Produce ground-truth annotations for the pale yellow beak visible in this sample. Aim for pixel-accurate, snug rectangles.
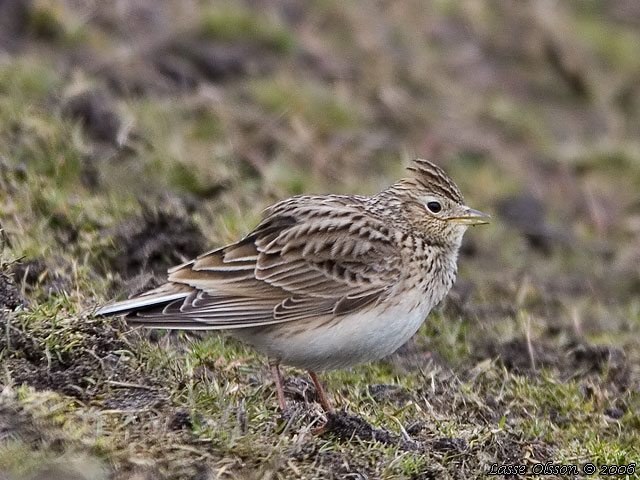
[447,207,491,225]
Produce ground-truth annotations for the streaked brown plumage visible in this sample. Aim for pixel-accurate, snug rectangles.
[96,159,489,411]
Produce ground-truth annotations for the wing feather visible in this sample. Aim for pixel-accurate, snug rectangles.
[106,195,402,328]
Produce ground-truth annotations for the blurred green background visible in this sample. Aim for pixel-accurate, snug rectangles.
[1,1,639,479]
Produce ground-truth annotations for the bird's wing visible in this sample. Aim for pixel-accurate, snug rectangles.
[122,195,402,328]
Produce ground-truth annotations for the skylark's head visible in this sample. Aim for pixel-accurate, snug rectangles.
[391,159,490,244]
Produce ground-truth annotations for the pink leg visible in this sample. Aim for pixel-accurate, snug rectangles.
[309,371,333,412]
[270,363,287,411]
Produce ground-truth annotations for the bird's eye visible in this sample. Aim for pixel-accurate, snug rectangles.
[427,201,442,213]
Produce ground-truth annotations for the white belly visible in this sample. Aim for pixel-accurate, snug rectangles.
[232,291,431,371]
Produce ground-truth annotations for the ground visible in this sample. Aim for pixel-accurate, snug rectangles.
[1,0,640,479]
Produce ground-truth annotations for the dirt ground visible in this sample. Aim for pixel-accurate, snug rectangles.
[1,0,640,478]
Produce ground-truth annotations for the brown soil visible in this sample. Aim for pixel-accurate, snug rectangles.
[473,337,631,387]
[101,209,208,281]
[63,90,122,145]
[1,314,166,405]
[0,268,21,310]
[324,410,420,451]
[496,193,571,254]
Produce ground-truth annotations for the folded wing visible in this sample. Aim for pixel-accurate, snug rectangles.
[96,195,402,329]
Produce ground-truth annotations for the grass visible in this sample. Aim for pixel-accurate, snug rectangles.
[199,6,296,54]
[2,303,639,478]
[2,1,640,479]
[250,77,361,137]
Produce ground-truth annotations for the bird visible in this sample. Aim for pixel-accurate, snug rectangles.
[95,159,489,412]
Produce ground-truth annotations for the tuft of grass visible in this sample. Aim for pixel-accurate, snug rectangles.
[575,16,640,72]
[26,0,88,46]
[0,60,60,101]
[190,109,223,140]
[250,78,360,137]
[0,61,94,193]
[483,95,551,148]
[200,7,296,53]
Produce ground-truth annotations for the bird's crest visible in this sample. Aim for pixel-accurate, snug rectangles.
[407,159,464,204]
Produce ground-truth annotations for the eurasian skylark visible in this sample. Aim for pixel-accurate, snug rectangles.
[96,159,489,411]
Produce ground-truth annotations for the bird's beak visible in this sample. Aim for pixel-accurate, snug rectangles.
[447,207,491,225]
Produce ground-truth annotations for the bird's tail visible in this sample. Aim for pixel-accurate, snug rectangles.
[94,283,191,317]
